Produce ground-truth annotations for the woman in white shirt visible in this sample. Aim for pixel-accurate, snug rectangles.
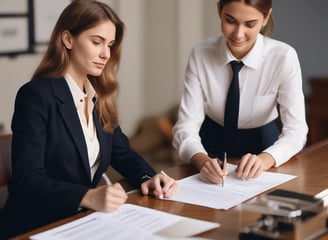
[173,0,308,183]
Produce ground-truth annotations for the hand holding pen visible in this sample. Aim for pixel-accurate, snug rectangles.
[80,173,127,212]
[141,171,178,199]
[195,152,228,184]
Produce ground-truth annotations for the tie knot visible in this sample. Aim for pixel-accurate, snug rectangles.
[230,61,244,73]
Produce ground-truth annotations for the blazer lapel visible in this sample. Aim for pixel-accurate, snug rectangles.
[92,108,111,185]
[51,78,91,179]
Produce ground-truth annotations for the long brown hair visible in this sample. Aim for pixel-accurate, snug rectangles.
[218,0,274,36]
[32,0,125,132]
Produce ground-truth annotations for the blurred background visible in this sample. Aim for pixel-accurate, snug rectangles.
[1,0,328,175]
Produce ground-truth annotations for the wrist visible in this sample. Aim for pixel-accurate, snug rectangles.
[191,153,210,170]
[80,188,94,209]
[259,152,276,170]
[140,174,152,181]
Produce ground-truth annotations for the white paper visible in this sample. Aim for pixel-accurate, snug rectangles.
[30,204,219,240]
[33,0,71,43]
[165,164,296,210]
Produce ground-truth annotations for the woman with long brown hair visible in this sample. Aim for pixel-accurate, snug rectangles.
[0,1,177,238]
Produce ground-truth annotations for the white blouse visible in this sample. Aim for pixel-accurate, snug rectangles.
[65,74,100,180]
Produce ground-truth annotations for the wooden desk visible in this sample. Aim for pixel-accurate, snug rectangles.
[11,139,328,239]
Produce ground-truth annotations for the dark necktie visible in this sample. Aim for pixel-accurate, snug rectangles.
[224,61,244,152]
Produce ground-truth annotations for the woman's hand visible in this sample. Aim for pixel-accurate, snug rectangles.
[235,152,275,179]
[141,173,178,199]
[80,183,127,212]
[191,153,228,184]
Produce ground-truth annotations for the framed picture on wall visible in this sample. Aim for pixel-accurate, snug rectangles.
[0,0,28,14]
[0,0,31,56]
[32,0,71,45]
[0,17,30,55]
[0,0,74,56]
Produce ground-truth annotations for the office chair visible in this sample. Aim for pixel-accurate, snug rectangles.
[0,134,12,208]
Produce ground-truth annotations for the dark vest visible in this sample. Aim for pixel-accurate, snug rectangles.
[199,115,279,159]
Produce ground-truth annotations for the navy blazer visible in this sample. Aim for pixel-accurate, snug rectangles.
[0,77,156,238]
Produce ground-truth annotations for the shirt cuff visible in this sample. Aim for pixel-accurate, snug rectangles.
[138,173,154,186]
[263,143,292,167]
[179,141,207,162]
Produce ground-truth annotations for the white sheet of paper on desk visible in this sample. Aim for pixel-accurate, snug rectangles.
[29,203,219,240]
[165,163,296,210]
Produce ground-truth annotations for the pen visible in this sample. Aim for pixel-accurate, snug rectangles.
[160,170,169,177]
[102,173,111,185]
[218,152,227,187]
[159,170,171,199]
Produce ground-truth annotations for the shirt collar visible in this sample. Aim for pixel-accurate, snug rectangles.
[242,34,265,70]
[64,74,97,106]
[220,34,265,70]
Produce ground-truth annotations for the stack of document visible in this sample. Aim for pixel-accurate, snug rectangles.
[30,204,219,240]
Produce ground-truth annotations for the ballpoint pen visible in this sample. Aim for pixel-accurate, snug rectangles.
[102,173,111,185]
[218,152,227,187]
[160,170,169,177]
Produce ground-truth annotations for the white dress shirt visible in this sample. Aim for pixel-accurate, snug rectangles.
[173,34,308,166]
[65,74,100,180]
